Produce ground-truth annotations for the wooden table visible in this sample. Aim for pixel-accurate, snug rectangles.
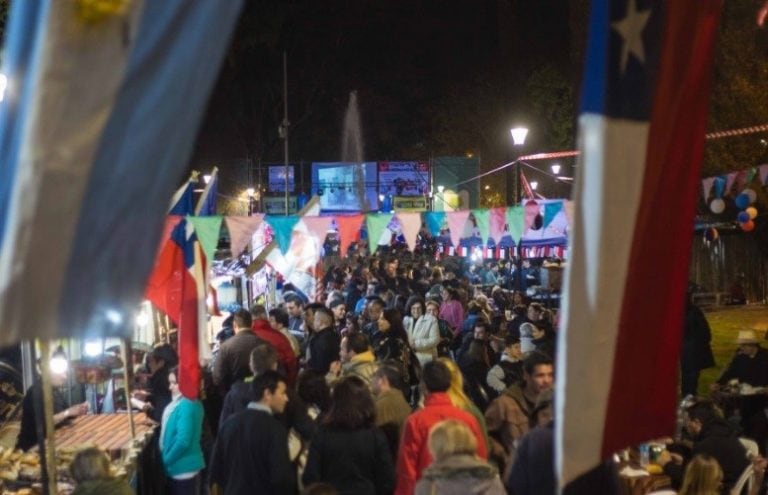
[53,413,156,459]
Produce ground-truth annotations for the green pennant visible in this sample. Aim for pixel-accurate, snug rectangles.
[746,167,757,185]
[506,206,525,242]
[366,213,394,254]
[543,202,563,230]
[472,209,490,245]
[266,215,301,254]
[188,215,222,262]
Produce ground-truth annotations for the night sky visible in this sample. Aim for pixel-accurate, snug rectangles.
[189,0,576,199]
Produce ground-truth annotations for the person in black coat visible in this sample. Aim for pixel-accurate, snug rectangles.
[680,298,715,397]
[209,371,296,495]
[661,400,749,493]
[306,307,341,374]
[303,376,395,495]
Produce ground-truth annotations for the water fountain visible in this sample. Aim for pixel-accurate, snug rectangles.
[340,91,370,210]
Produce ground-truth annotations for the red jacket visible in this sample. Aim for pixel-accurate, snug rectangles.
[395,392,488,495]
[252,319,298,385]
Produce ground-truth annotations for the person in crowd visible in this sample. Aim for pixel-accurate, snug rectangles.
[303,376,395,495]
[345,277,366,314]
[70,447,133,495]
[659,399,749,492]
[459,302,484,338]
[213,309,264,393]
[680,295,716,397]
[372,308,411,365]
[306,306,341,374]
[457,320,496,409]
[251,304,298,386]
[439,358,490,455]
[18,349,89,451]
[395,360,488,495]
[372,362,412,460]
[285,294,306,335]
[326,333,377,387]
[483,263,500,286]
[485,351,554,478]
[677,454,723,495]
[132,344,178,423]
[303,483,339,495]
[220,343,278,426]
[486,335,524,395]
[425,299,455,358]
[209,371,295,494]
[328,299,347,334]
[363,297,385,338]
[439,287,465,336]
[518,322,537,355]
[298,369,332,422]
[712,329,768,450]
[415,420,505,495]
[505,304,528,340]
[530,322,556,359]
[403,296,440,367]
[269,307,301,357]
[161,367,205,494]
[506,391,620,495]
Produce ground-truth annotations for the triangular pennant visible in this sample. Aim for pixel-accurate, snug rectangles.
[366,213,394,254]
[563,200,574,228]
[446,211,470,247]
[746,167,757,185]
[725,172,737,195]
[543,202,563,230]
[265,216,301,255]
[713,176,726,198]
[301,216,334,250]
[335,214,364,258]
[759,165,768,185]
[396,212,423,252]
[225,215,264,257]
[735,170,748,191]
[188,215,222,262]
[505,206,525,243]
[472,209,490,245]
[489,207,507,245]
[701,177,715,201]
[424,211,446,237]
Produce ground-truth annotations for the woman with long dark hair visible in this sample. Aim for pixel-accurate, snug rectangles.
[303,376,395,495]
[373,308,410,363]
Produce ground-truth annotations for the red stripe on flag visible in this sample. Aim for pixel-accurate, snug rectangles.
[178,268,200,399]
[601,1,722,458]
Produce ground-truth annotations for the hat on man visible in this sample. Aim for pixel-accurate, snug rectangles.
[736,329,759,345]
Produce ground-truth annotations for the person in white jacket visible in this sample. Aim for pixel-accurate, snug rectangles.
[403,295,440,367]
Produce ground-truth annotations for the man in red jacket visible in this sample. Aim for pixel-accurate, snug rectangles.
[395,360,488,495]
[250,304,297,386]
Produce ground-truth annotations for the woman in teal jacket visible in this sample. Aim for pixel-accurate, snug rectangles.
[161,367,205,495]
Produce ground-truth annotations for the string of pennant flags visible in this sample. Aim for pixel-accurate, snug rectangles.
[175,201,573,263]
[701,164,768,203]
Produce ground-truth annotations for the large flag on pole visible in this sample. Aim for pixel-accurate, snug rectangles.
[0,1,243,346]
[556,0,722,486]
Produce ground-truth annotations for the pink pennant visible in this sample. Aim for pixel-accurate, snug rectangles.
[701,177,715,201]
[301,216,334,250]
[760,164,768,185]
[335,214,364,258]
[489,207,507,244]
[225,215,264,257]
[155,215,183,256]
[734,170,748,191]
[446,211,470,247]
[396,212,423,252]
[563,200,574,226]
[725,172,737,195]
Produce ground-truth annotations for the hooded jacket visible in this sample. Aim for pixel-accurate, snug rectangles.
[415,454,505,495]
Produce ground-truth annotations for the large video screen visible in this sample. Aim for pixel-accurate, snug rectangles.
[312,162,379,212]
[378,162,429,196]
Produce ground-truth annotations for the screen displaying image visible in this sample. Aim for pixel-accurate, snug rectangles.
[312,162,378,211]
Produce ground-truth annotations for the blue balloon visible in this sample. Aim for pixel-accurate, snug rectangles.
[738,211,751,223]
[735,193,750,209]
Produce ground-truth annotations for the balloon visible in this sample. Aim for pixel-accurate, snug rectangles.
[744,188,757,204]
[738,211,751,223]
[735,193,751,210]
[742,220,755,232]
[710,198,726,214]
[747,206,758,219]
[704,227,719,242]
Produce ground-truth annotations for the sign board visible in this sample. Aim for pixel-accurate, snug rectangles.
[263,195,298,215]
[268,165,295,193]
[378,161,429,196]
[393,196,427,212]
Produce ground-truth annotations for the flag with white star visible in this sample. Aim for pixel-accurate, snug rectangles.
[556,0,723,486]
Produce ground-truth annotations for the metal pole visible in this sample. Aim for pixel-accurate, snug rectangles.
[120,339,136,439]
[37,340,57,495]
[283,51,290,216]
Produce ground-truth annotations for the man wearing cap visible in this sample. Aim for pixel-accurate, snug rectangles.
[713,329,768,452]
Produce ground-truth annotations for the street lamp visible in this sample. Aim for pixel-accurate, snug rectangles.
[551,163,561,175]
[246,187,255,215]
[437,185,445,193]
[509,127,529,205]
[510,127,529,146]
[530,181,538,191]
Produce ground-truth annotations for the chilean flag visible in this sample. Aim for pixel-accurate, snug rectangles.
[556,0,722,485]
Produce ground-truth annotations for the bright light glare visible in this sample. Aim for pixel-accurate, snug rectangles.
[84,341,103,357]
[510,127,529,146]
[136,311,149,326]
[203,174,212,184]
[0,74,8,102]
[246,187,255,197]
[531,181,539,190]
[106,309,123,325]
[437,185,445,193]
[551,163,561,175]
[50,356,68,374]
[378,194,385,202]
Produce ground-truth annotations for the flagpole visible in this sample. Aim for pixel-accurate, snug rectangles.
[37,340,57,495]
[282,50,290,216]
[120,339,136,439]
